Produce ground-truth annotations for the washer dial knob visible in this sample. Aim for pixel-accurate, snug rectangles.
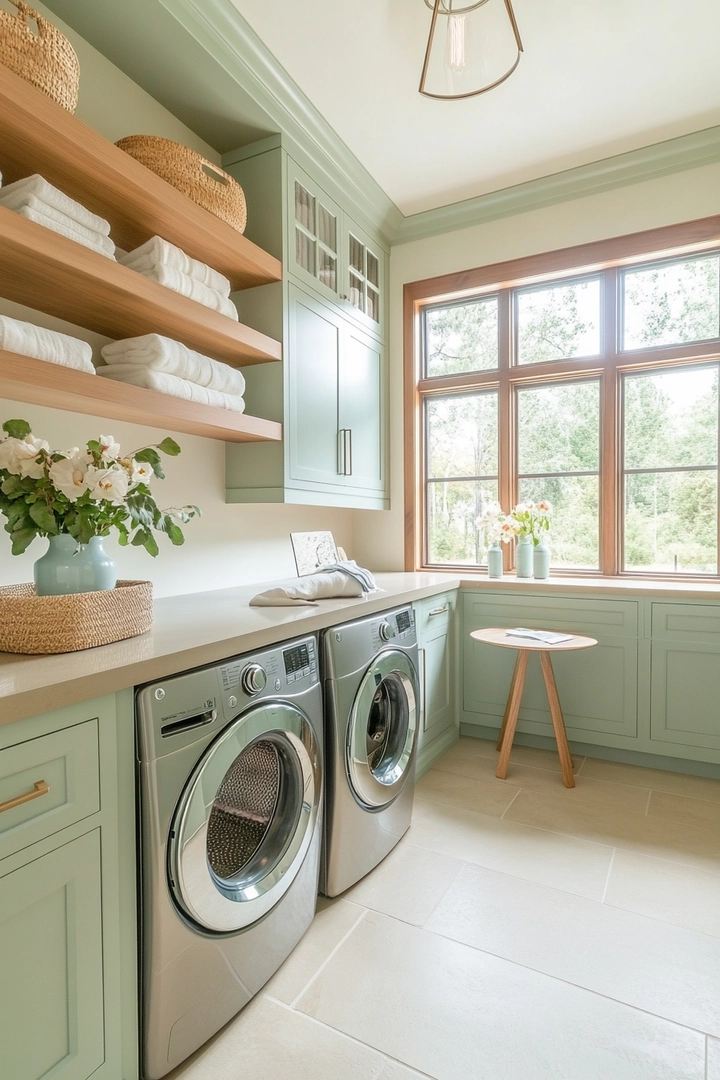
[241,663,267,695]
[379,621,395,641]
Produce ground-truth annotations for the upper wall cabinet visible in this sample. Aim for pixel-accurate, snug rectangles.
[224,137,390,509]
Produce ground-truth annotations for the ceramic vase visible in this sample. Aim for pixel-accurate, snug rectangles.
[487,543,503,579]
[533,539,551,580]
[516,534,533,578]
[34,534,117,596]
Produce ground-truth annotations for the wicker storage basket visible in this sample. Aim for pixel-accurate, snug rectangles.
[116,135,247,233]
[0,0,79,112]
[0,580,153,654]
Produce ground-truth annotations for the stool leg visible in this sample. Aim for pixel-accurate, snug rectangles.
[496,650,526,750]
[539,651,575,789]
[496,650,529,780]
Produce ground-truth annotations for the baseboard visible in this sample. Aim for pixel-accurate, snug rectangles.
[416,725,460,780]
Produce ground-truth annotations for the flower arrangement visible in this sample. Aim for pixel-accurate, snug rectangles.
[0,418,200,556]
[510,500,553,545]
[477,502,518,547]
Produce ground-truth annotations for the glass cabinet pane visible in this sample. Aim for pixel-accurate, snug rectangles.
[366,251,379,288]
[349,234,364,274]
[349,271,364,312]
[295,182,315,233]
[296,229,315,275]
[366,286,379,323]
[318,248,337,291]
[317,204,337,253]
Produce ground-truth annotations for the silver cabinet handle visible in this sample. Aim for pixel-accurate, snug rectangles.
[419,647,427,732]
[346,429,353,476]
[428,606,449,617]
[337,428,346,475]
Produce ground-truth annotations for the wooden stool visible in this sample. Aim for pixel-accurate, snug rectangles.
[470,628,598,788]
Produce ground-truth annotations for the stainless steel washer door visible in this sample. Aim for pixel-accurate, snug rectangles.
[346,650,418,809]
[168,701,320,934]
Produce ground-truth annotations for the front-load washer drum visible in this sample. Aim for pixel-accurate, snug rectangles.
[168,701,320,934]
[347,649,418,809]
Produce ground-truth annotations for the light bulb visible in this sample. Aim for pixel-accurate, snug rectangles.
[445,12,466,71]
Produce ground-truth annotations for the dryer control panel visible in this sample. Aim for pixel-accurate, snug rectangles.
[324,606,417,680]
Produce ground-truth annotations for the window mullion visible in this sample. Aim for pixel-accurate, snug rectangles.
[497,290,514,571]
[601,268,620,575]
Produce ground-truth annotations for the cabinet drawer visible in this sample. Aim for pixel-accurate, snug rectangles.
[415,591,456,635]
[0,720,100,861]
[651,603,720,642]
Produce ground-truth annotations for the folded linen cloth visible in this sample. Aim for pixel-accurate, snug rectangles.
[137,265,238,319]
[97,364,245,412]
[119,237,231,296]
[100,334,245,396]
[16,205,116,259]
[0,192,115,254]
[0,314,94,373]
[321,560,378,593]
[250,572,366,607]
[0,174,111,235]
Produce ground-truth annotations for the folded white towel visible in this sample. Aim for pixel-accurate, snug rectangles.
[0,315,94,373]
[97,364,245,412]
[138,265,237,319]
[119,237,231,296]
[0,191,115,254]
[0,174,111,235]
[250,572,365,607]
[100,334,245,396]
[17,205,116,259]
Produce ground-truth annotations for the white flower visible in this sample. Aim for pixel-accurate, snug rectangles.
[85,464,130,503]
[49,451,90,501]
[15,435,50,479]
[129,459,153,485]
[98,434,121,462]
[0,436,22,474]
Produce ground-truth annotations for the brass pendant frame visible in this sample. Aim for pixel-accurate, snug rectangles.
[419,0,523,101]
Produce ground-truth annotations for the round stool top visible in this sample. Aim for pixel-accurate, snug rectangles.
[470,627,597,651]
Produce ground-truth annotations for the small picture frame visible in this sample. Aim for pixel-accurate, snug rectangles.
[290,531,339,576]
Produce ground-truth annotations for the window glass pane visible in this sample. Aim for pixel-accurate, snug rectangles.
[624,471,717,574]
[518,475,599,569]
[624,367,718,471]
[427,480,499,565]
[427,392,498,479]
[517,278,601,364]
[425,298,498,377]
[623,255,720,350]
[517,381,600,474]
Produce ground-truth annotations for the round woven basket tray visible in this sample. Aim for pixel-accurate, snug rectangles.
[115,135,247,233]
[0,580,153,654]
[0,0,80,112]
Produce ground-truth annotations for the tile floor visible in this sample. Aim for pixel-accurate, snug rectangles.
[169,736,720,1080]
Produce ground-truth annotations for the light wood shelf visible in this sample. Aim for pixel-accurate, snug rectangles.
[0,65,281,291]
[0,208,281,366]
[0,351,282,444]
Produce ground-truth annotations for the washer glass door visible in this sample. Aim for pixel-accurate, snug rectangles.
[346,649,418,809]
[168,701,320,933]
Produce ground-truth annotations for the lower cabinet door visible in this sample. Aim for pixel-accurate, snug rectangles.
[0,830,104,1080]
[420,626,454,748]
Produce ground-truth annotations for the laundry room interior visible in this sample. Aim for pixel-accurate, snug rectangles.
[1,2,720,1079]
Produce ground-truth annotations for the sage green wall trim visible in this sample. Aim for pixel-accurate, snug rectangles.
[395,125,720,244]
[459,723,720,781]
[416,725,459,781]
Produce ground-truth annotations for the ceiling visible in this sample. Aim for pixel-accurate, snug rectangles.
[228,0,720,217]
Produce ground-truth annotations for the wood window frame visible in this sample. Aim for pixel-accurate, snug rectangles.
[404,215,720,577]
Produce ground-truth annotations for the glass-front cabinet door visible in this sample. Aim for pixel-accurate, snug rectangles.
[342,217,384,334]
[288,162,341,306]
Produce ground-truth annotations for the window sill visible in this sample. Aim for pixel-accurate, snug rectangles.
[430,570,720,600]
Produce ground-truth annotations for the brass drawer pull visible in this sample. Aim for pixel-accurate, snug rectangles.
[0,779,50,814]
[428,606,449,617]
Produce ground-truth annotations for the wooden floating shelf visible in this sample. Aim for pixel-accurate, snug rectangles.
[0,351,283,444]
[0,65,282,291]
[0,209,281,366]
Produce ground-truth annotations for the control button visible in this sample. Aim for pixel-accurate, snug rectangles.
[335,632,342,642]
[228,695,237,709]
[241,663,267,695]
[303,666,310,676]
[154,687,165,701]
[379,621,395,641]
[274,678,281,691]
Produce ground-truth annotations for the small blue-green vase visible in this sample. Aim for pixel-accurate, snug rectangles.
[533,539,551,580]
[34,534,117,596]
[487,543,503,579]
[516,534,533,578]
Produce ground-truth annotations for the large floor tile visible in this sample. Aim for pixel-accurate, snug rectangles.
[708,1037,720,1079]
[297,911,705,1080]
[264,898,366,1004]
[408,799,613,900]
[415,767,521,817]
[648,790,720,830]
[604,849,720,937]
[579,757,720,802]
[344,841,463,926]
[444,735,583,774]
[505,790,720,873]
[424,862,720,1036]
[167,994,387,1080]
[378,1060,437,1080]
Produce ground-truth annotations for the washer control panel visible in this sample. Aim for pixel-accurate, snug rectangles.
[370,606,415,651]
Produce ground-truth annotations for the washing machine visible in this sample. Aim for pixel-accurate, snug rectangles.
[136,634,323,1079]
[321,605,419,897]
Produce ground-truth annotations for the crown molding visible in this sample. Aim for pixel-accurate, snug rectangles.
[395,126,720,245]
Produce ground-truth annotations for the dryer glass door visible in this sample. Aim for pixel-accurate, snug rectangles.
[347,649,418,809]
[168,701,320,933]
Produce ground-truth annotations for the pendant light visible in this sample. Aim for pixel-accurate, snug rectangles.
[419,0,523,100]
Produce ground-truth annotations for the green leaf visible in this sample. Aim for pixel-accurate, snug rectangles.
[10,526,37,555]
[134,447,165,479]
[164,518,185,546]
[143,533,159,557]
[130,527,150,548]
[157,437,181,456]
[29,502,58,534]
[2,419,31,439]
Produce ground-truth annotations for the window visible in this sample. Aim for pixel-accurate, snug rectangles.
[404,217,720,578]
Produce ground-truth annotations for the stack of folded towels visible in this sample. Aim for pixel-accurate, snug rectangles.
[0,314,95,373]
[250,561,380,606]
[118,237,238,320]
[0,174,115,259]
[98,333,245,412]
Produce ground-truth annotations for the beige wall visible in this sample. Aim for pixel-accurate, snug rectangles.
[351,161,720,572]
[0,5,354,597]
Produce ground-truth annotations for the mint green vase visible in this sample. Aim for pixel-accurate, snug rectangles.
[34,534,117,596]
[487,543,503,579]
[516,534,533,578]
[533,539,551,580]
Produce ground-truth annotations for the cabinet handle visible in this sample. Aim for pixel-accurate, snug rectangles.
[337,428,347,475]
[419,647,427,731]
[0,779,50,814]
[428,606,449,617]
[346,429,353,476]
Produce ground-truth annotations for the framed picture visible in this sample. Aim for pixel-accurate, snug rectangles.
[290,531,339,576]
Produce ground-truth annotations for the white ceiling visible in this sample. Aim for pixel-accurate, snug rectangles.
[228,0,720,217]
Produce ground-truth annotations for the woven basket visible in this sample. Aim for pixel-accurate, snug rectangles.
[0,580,153,654]
[116,135,247,233]
[0,0,79,112]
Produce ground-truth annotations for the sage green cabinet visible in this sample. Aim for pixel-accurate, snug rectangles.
[650,603,720,753]
[415,591,459,773]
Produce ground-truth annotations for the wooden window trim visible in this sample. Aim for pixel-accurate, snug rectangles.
[404,215,720,576]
